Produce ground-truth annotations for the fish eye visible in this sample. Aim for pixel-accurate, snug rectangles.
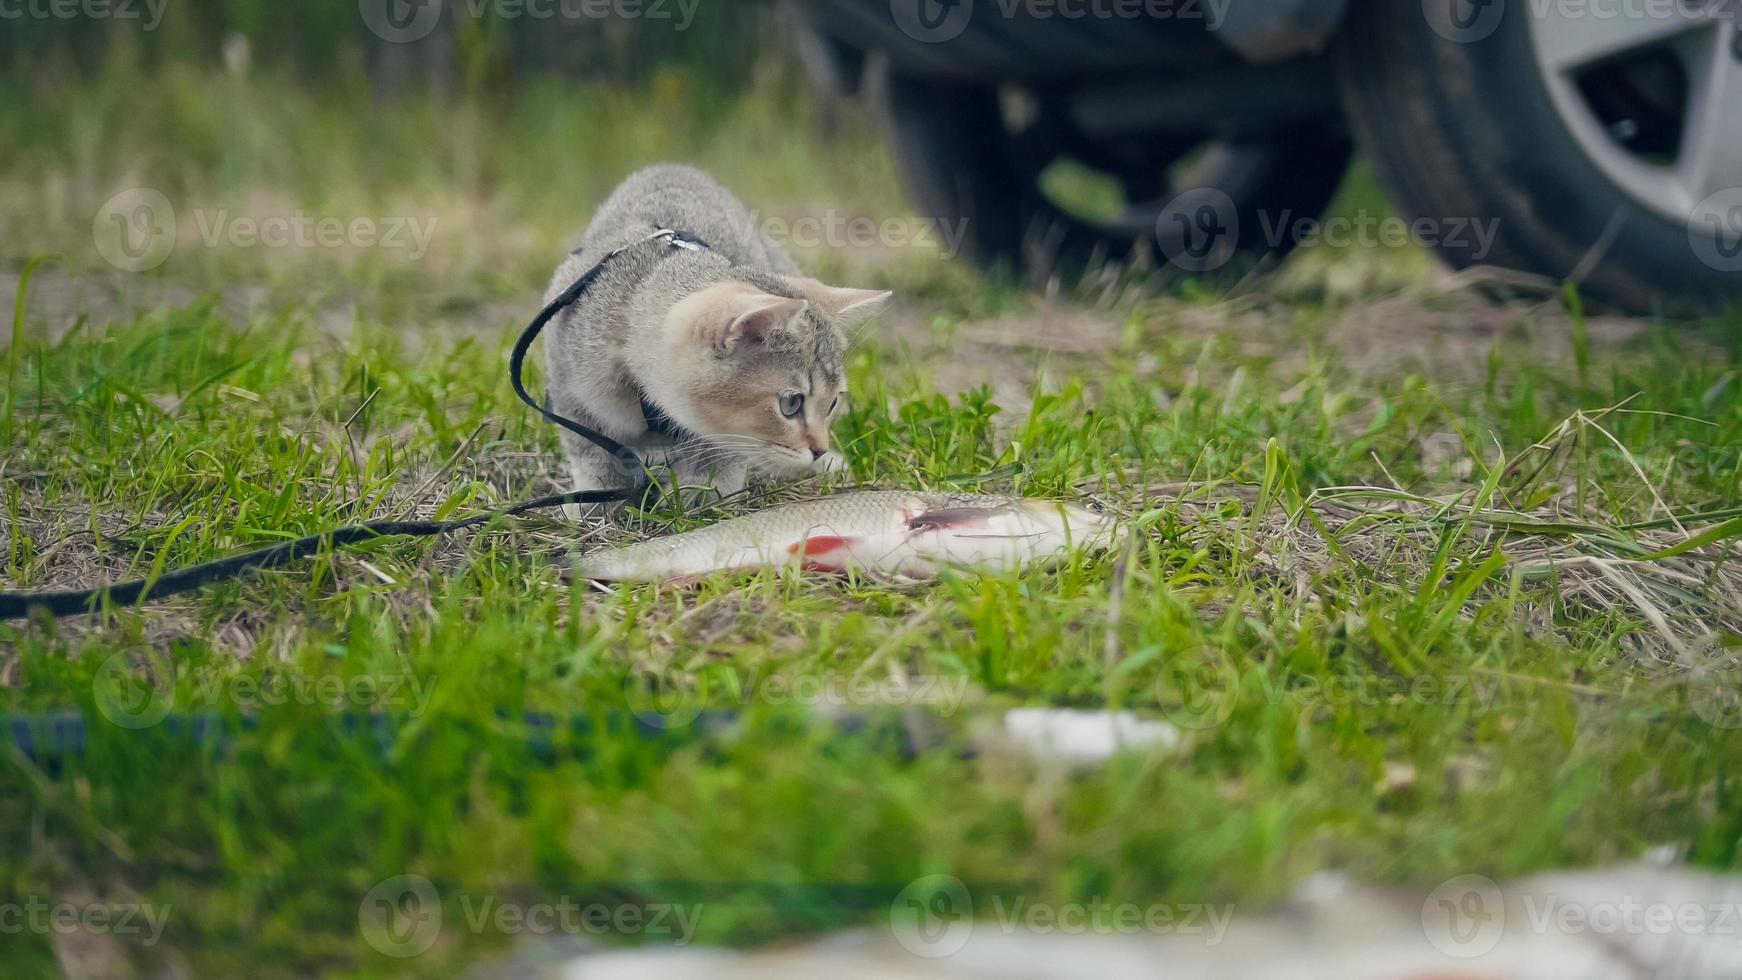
[779,392,805,418]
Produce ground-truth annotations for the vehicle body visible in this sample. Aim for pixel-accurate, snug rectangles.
[789,0,1742,314]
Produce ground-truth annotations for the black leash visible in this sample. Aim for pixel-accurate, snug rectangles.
[0,229,709,620]
[508,228,707,466]
[2,708,925,765]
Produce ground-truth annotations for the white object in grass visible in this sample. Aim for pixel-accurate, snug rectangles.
[1001,708,1180,765]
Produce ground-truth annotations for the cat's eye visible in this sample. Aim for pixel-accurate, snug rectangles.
[828,394,841,415]
[779,392,805,418]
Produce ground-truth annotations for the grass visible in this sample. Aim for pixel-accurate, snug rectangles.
[2,57,1742,978]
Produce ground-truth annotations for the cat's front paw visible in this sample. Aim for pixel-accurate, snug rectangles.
[561,499,621,522]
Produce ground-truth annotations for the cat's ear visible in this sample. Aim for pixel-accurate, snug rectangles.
[725,295,808,350]
[786,279,894,330]
[672,282,808,352]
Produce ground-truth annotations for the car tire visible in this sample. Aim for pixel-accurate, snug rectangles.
[1333,0,1742,315]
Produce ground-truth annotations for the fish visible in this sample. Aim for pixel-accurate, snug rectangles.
[573,491,1118,583]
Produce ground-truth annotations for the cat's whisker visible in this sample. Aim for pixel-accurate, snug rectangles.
[846,316,880,347]
[684,452,742,473]
[682,441,771,472]
[685,437,775,464]
[699,442,754,455]
[686,435,760,452]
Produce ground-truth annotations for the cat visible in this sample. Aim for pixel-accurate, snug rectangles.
[542,164,891,510]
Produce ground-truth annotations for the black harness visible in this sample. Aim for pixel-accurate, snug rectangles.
[638,393,685,439]
[0,229,710,619]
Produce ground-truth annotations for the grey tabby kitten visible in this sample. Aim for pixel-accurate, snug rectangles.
[543,164,891,507]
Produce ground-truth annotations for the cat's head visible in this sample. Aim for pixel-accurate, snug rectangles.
[657,273,891,478]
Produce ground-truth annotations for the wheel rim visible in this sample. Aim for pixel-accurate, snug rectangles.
[1527,3,1742,224]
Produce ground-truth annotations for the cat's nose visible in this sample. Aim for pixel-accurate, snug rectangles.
[809,447,828,461]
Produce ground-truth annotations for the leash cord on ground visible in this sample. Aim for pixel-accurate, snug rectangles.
[0,229,709,620]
